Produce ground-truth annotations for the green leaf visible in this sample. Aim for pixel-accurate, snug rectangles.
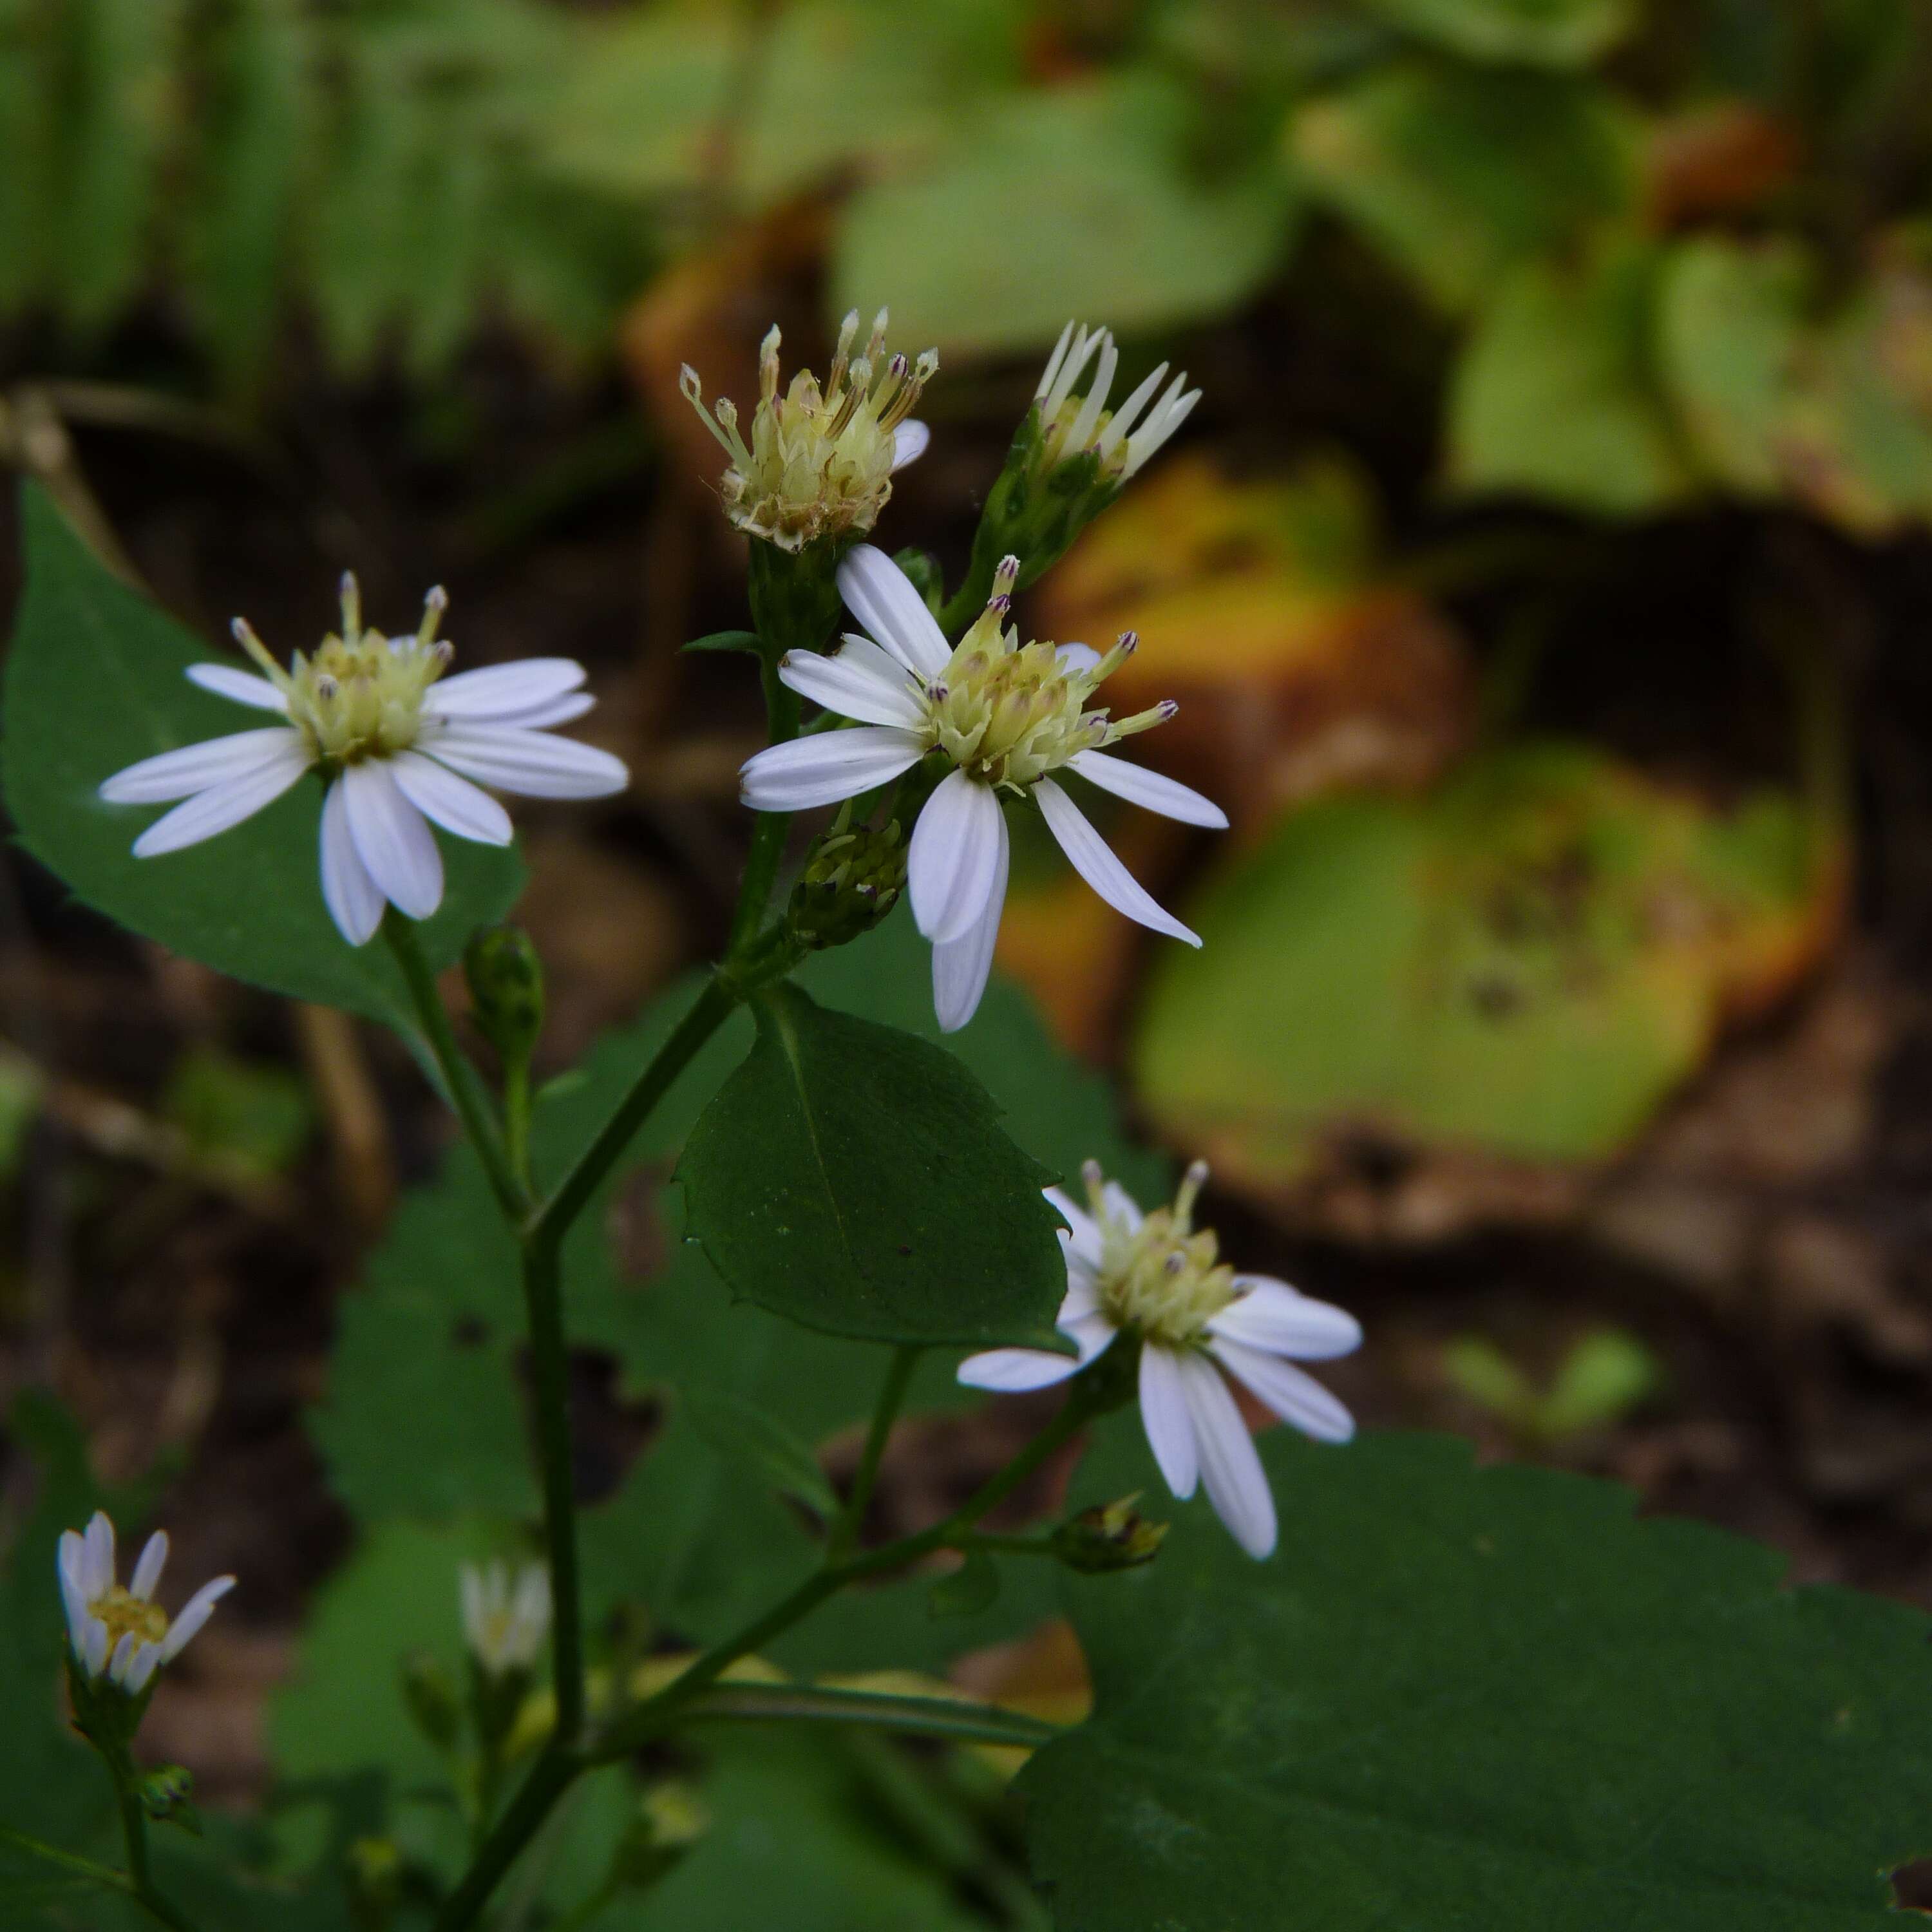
[1448,238,1695,516]
[832,69,1295,355]
[1133,743,1823,1176]
[1023,1426,1932,1927]
[678,981,1068,1350]
[1291,64,1637,315]
[1356,0,1635,67]
[681,630,766,657]
[926,1549,1000,1621]
[684,1388,840,1520]
[1,485,524,1032]
[162,1045,313,1182]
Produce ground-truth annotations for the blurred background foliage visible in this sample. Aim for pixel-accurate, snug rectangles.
[5,0,1932,1906]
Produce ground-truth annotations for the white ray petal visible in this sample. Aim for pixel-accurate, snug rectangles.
[1043,1186,1103,1269]
[422,659,587,721]
[130,739,312,855]
[1035,320,1076,402]
[1043,324,1104,420]
[1065,336,1117,453]
[318,780,386,946]
[1179,1352,1277,1558]
[486,691,595,732]
[1095,361,1169,460]
[185,663,289,712]
[108,1632,138,1686]
[778,641,925,728]
[956,1345,1085,1393]
[909,770,1006,943]
[156,1575,234,1663]
[837,545,950,679]
[82,1513,115,1601]
[1138,1345,1198,1500]
[57,1538,89,1650]
[931,808,1009,1032]
[1035,778,1200,945]
[890,420,930,471]
[391,749,514,846]
[1055,643,1101,677]
[1057,1269,1101,1324]
[130,1531,169,1601]
[123,1643,162,1695]
[341,759,444,920]
[1125,381,1199,477]
[739,726,923,811]
[102,726,307,804]
[1209,1338,1356,1444]
[1102,1180,1144,1233]
[82,1617,108,1678]
[1068,748,1227,829]
[424,726,629,800]
[1208,1280,1362,1361]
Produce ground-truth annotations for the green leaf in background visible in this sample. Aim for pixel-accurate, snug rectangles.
[678,983,1068,1350]
[1291,64,1637,314]
[683,1388,842,1520]
[1,485,526,1033]
[1443,1326,1662,1443]
[1022,1425,1932,1928]
[1448,236,1694,515]
[833,70,1295,355]
[1356,0,1636,68]
[162,1045,313,1182]
[1133,743,1824,1184]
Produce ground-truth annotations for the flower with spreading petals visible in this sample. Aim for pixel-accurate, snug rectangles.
[460,1561,551,1677]
[959,1161,1360,1559]
[679,309,936,552]
[739,545,1226,1031]
[58,1511,233,1696]
[1031,321,1199,486]
[97,575,628,946]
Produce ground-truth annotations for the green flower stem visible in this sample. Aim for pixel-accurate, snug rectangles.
[106,1755,200,1932]
[502,1056,533,1195]
[520,1239,587,1742]
[829,1344,922,1560]
[960,1530,1061,1558]
[726,654,800,958]
[384,913,526,1221]
[666,1681,1061,1752]
[431,1742,582,1932]
[0,1823,138,1898]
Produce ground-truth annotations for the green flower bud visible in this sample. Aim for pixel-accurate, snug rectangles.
[787,817,908,951]
[139,1763,201,1834]
[463,925,544,1066]
[400,1649,462,1752]
[1050,1493,1169,1574]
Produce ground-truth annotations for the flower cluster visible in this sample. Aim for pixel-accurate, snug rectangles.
[961,1162,1360,1558]
[58,1512,232,1696]
[99,575,627,946]
[741,545,1226,1028]
[680,309,935,553]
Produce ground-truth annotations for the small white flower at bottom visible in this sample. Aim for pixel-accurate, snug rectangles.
[460,1560,551,1677]
[97,575,629,947]
[57,1511,234,1695]
[739,545,1227,1032]
[958,1161,1360,1560]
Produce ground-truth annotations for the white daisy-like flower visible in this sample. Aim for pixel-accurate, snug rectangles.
[97,575,628,947]
[460,1560,551,1677]
[1032,321,1199,484]
[739,547,1227,1032]
[679,308,934,552]
[959,1161,1361,1560]
[57,1511,234,1696]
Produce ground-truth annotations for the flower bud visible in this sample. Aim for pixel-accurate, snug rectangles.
[787,818,909,951]
[463,925,544,1068]
[608,1781,708,1894]
[139,1763,201,1834]
[1051,1493,1169,1574]
[400,1649,462,1751]
[345,1836,404,1932]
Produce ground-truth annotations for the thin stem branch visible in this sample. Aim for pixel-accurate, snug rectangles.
[520,1240,585,1746]
[674,1682,1061,1752]
[829,1345,921,1560]
[430,1745,581,1932]
[0,1822,135,1895]
[726,655,800,957]
[108,1759,200,1932]
[384,914,525,1221]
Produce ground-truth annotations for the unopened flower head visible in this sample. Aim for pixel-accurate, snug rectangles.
[1032,321,1199,486]
[739,546,1227,1032]
[460,1560,551,1678]
[58,1511,233,1696]
[959,1162,1361,1560]
[98,575,627,947]
[679,309,936,552]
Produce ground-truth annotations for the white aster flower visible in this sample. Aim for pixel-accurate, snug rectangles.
[98,575,628,947]
[460,1560,551,1677]
[57,1511,233,1696]
[1032,321,1199,483]
[959,1161,1361,1560]
[739,547,1227,1032]
[679,308,934,552]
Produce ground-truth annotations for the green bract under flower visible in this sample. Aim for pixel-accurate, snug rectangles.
[680,309,936,552]
[1089,1159,1236,1350]
[236,575,450,768]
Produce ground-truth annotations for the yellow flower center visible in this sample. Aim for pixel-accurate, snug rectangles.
[88,1585,169,1650]
[681,310,937,553]
[236,577,451,767]
[1090,1162,1235,1350]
